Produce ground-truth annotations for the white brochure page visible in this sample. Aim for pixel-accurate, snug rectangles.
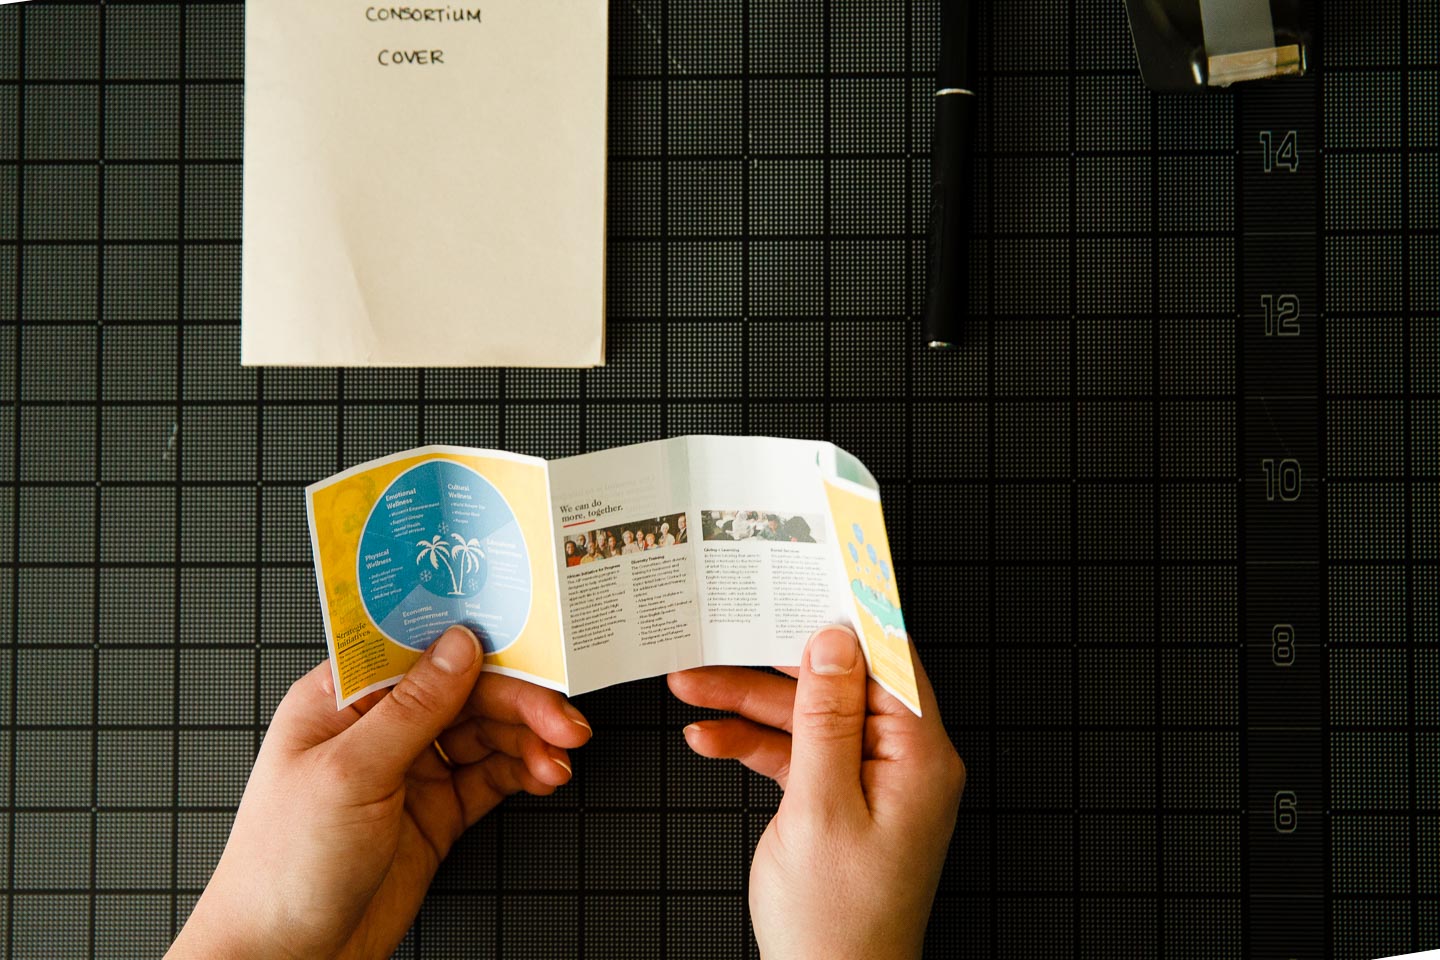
[548,438,702,695]
[685,436,854,667]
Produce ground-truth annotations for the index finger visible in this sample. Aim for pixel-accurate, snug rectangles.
[862,638,965,815]
[457,671,593,749]
[867,637,945,724]
[268,660,364,750]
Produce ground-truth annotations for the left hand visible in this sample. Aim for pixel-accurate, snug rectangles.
[167,625,593,960]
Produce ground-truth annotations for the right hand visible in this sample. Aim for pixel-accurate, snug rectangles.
[668,626,963,960]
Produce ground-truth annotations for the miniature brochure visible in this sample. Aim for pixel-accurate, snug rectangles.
[306,437,921,715]
[242,0,607,367]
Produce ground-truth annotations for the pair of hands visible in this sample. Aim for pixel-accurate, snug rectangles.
[168,624,964,960]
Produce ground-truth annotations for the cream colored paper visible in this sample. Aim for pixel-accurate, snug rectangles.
[242,1,608,367]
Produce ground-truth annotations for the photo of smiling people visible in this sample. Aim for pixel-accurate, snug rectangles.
[700,510,824,544]
[563,513,690,565]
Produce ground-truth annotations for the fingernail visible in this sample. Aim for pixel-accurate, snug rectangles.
[808,625,858,676]
[551,756,573,776]
[563,703,592,733]
[683,723,703,740]
[429,625,480,675]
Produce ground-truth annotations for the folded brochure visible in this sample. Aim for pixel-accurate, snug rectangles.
[306,436,920,715]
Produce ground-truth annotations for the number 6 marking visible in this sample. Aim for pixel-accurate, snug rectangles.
[1274,791,1298,833]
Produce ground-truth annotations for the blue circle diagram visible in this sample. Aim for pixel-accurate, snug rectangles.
[356,460,532,654]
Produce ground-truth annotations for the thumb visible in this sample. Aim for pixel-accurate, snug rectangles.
[785,625,868,813]
[335,625,482,783]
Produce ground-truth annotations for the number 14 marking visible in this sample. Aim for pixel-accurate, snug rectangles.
[1259,130,1300,173]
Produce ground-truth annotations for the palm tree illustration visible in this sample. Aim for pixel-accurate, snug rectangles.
[415,535,461,595]
[449,535,486,593]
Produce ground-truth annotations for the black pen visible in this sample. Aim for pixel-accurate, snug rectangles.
[923,0,978,349]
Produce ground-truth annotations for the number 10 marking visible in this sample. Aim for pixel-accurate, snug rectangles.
[1262,458,1303,502]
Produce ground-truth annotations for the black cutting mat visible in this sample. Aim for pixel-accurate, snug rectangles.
[0,0,1437,957]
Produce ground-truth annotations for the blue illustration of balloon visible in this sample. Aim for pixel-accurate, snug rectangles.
[848,542,859,563]
[852,523,864,544]
[866,543,878,564]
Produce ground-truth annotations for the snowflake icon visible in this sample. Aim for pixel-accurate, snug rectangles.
[419,569,433,583]
[437,521,451,536]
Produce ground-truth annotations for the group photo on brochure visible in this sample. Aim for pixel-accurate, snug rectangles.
[564,514,690,564]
